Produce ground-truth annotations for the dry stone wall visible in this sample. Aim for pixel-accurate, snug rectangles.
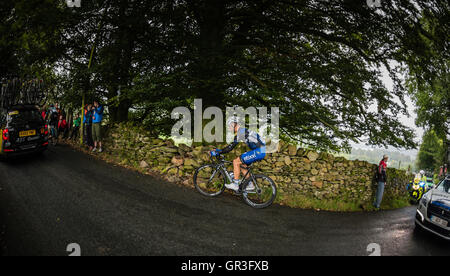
[104,123,411,209]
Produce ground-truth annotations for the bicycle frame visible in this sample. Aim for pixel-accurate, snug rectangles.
[210,155,259,193]
[209,156,233,184]
[239,163,260,193]
[196,154,276,208]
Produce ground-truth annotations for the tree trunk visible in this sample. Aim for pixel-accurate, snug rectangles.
[106,1,136,123]
[191,0,227,108]
[109,97,131,123]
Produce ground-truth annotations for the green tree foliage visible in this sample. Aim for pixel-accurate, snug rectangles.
[417,130,445,172]
[0,0,66,76]
[0,0,20,76]
[406,4,449,162]
[410,75,449,165]
[2,0,448,153]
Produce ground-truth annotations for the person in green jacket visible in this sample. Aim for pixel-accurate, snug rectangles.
[70,115,81,140]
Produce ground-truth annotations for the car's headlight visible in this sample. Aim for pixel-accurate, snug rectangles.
[420,194,430,207]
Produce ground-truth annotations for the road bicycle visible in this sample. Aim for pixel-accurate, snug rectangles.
[193,153,277,209]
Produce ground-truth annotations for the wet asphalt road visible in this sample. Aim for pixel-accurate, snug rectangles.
[0,145,449,256]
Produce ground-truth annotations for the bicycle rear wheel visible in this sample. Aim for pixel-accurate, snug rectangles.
[242,174,277,209]
[193,164,226,197]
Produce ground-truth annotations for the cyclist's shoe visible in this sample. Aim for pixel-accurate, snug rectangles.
[245,181,256,191]
[92,148,97,152]
[225,180,240,192]
[98,148,103,153]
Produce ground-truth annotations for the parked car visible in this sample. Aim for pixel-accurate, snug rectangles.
[415,176,450,241]
[0,104,48,158]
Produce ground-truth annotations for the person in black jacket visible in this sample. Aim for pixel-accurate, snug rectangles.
[374,155,388,209]
[83,104,94,150]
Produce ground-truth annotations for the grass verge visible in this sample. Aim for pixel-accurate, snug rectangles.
[275,193,411,212]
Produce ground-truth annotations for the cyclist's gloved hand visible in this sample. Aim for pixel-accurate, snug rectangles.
[210,149,222,157]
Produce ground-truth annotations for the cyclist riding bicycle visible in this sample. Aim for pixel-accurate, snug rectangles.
[210,117,266,192]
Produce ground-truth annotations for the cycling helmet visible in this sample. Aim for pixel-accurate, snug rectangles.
[420,170,425,175]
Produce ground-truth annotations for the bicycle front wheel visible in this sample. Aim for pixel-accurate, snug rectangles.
[193,165,226,197]
[243,174,277,209]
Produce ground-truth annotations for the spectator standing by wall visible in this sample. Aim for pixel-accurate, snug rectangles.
[92,100,104,153]
[58,115,68,139]
[439,164,448,179]
[374,155,388,210]
[47,105,59,138]
[82,105,88,143]
[84,104,94,150]
[70,115,81,140]
[41,106,47,121]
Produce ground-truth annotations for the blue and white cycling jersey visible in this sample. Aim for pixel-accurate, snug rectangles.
[220,128,266,165]
[221,128,265,152]
[236,128,266,150]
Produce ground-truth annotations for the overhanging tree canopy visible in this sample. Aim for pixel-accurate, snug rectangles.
[2,0,448,153]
